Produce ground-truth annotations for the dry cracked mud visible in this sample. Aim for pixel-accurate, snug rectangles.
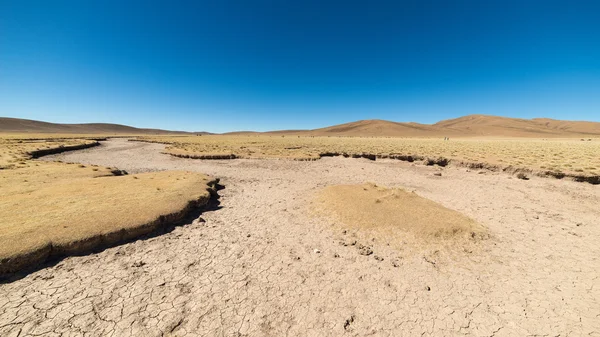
[1,138,599,336]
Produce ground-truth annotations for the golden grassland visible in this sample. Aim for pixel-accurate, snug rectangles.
[0,132,152,169]
[0,137,101,169]
[138,135,600,177]
[0,135,215,276]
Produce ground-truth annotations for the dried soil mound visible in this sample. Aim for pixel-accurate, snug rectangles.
[315,183,485,245]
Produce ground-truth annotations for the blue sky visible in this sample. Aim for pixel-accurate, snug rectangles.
[1,0,599,132]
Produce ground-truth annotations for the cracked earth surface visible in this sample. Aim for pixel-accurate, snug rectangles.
[1,138,599,336]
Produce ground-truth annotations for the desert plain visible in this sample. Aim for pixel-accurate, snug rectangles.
[0,116,599,336]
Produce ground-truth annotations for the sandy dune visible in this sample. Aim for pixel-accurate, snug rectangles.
[1,138,599,336]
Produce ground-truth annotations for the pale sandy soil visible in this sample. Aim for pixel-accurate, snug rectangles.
[1,138,599,336]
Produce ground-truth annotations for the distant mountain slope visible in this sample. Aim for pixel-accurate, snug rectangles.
[306,119,462,137]
[0,117,207,135]
[295,115,600,138]
[2,115,599,137]
[530,118,600,135]
[434,115,600,137]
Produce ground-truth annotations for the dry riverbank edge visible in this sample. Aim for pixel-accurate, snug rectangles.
[0,137,220,279]
[130,137,600,184]
[0,173,220,279]
[28,140,103,158]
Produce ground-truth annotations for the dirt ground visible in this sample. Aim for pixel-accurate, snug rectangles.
[1,138,598,336]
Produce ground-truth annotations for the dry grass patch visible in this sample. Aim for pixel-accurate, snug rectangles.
[0,137,99,169]
[314,183,486,249]
[138,135,600,179]
[0,135,217,277]
[0,165,215,276]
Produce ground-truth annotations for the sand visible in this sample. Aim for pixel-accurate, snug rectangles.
[0,138,599,336]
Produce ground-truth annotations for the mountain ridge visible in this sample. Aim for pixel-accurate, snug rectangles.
[2,115,600,137]
[0,117,208,135]
[297,114,600,137]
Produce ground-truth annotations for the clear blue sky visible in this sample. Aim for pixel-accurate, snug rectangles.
[1,0,599,132]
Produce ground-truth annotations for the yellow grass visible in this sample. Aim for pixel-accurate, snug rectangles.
[0,135,215,275]
[0,137,100,169]
[314,183,485,247]
[139,135,600,177]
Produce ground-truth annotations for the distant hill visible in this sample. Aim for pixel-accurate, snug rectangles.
[2,115,599,138]
[280,115,600,138]
[305,119,458,137]
[434,115,600,137]
[0,117,209,135]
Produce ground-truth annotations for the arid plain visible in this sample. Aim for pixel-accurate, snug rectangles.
[1,115,599,336]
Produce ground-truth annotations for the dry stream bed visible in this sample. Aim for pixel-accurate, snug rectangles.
[1,138,599,336]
